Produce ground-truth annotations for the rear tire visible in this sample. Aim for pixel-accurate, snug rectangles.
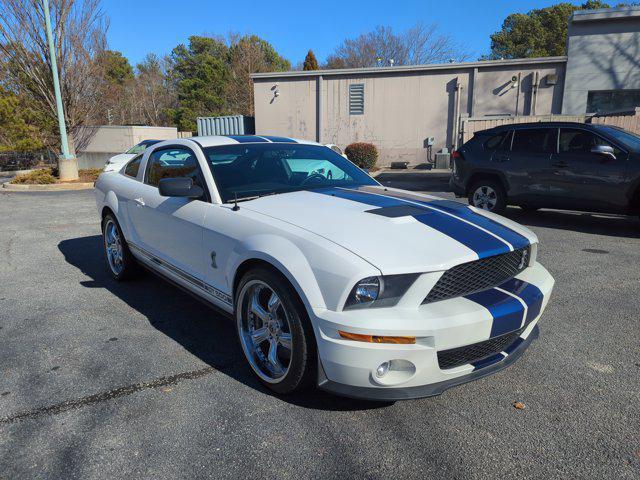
[235,267,316,395]
[101,213,140,281]
[468,179,507,214]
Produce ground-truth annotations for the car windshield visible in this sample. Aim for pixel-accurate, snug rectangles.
[125,140,159,155]
[595,126,640,151]
[203,143,377,203]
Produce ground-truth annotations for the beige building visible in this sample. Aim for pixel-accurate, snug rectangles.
[75,125,178,169]
[251,6,640,166]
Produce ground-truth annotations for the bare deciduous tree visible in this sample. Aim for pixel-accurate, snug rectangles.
[325,22,468,69]
[0,0,107,152]
[130,54,177,126]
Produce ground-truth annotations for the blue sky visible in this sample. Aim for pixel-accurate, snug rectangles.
[104,0,588,67]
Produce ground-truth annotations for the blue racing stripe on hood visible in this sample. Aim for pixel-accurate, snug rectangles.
[352,187,529,250]
[314,188,510,259]
[429,200,529,250]
[226,135,269,143]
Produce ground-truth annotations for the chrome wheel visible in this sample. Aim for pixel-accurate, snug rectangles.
[237,280,293,383]
[472,185,498,210]
[104,219,124,275]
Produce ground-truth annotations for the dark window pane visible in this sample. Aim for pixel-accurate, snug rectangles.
[145,148,200,187]
[559,128,620,155]
[484,132,507,150]
[124,155,141,177]
[587,90,640,114]
[512,129,554,154]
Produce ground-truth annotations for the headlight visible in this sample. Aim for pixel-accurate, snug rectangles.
[344,274,419,310]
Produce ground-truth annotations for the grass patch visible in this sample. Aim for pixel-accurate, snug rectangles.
[11,167,102,185]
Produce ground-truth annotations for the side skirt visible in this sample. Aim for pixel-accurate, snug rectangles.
[128,242,234,315]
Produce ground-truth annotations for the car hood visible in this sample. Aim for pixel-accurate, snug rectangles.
[242,185,537,274]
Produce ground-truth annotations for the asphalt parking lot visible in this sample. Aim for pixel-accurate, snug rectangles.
[1,181,639,479]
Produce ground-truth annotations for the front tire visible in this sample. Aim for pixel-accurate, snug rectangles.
[468,179,507,214]
[102,213,139,281]
[235,267,316,395]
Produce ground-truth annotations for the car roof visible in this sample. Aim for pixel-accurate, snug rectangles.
[191,135,321,148]
[477,121,618,135]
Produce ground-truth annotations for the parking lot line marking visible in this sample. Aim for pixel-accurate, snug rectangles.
[0,365,230,425]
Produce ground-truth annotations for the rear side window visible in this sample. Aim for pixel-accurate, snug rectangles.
[483,132,509,150]
[512,129,555,154]
[124,155,142,178]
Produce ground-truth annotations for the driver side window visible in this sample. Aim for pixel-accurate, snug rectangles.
[145,147,204,189]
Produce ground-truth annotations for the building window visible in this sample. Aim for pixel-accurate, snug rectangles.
[349,84,364,115]
[586,90,640,114]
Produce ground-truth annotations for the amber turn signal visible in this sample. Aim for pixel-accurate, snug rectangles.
[338,331,416,344]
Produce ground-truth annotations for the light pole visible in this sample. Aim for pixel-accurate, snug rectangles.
[42,0,78,180]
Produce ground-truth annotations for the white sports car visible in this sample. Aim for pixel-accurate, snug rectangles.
[94,135,554,400]
[103,139,162,172]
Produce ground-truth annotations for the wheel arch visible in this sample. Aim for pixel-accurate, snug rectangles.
[227,236,327,314]
[466,170,510,196]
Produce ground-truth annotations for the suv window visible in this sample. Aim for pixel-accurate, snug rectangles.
[559,128,620,156]
[124,155,142,177]
[483,132,509,151]
[145,147,205,190]
[512,128,555,154]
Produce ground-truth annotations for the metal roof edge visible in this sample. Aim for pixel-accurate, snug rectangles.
[250,56,568,80]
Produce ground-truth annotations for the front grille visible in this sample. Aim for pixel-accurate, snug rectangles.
[437,328,524,370]
[423,246,530,304]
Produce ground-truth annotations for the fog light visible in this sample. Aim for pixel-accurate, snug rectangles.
[376,362,390,378]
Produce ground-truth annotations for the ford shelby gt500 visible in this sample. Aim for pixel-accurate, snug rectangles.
[95,135,554,400]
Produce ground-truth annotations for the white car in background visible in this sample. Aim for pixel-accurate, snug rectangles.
[94,134,554,400]
[103,139,161,172]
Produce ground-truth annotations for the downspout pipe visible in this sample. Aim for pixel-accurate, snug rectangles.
[316,75,323,143]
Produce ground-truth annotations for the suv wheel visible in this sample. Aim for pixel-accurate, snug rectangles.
[235,267,316,395]
[468,180,506,214]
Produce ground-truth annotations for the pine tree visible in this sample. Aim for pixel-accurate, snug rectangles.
[303,50,319,71]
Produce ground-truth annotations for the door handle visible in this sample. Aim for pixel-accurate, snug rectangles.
[494,155,509,163]
[553,161,568,168]
[134,197,145,206]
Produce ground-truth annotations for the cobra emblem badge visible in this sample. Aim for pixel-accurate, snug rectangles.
[210,251,217,269]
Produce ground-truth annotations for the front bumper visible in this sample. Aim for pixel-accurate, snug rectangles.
[318,325,539,401]
[311,262,554,401]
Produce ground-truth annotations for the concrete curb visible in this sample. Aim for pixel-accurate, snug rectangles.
[2,182,94,191]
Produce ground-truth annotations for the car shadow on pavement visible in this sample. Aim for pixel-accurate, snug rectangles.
[58,235,390,412]
[502,207,640,238]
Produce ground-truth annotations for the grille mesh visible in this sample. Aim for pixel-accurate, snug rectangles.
[437,328,524,370]
[423,246,530,304]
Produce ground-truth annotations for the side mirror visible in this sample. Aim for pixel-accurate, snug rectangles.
[591,144,616,160]
[158,177,203,199]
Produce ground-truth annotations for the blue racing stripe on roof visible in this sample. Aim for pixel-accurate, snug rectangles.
[260,135,297,143]
[314,188,511,258]
[226,135,269,143]
[465,288,524,337]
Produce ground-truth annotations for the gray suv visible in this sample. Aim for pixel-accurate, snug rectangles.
[450,122,640,217]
